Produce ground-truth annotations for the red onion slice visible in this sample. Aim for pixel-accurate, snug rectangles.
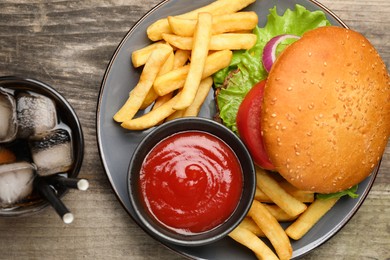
[262,34,301,72]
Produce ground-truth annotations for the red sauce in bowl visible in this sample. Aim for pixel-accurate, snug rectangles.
[139,131,243,234]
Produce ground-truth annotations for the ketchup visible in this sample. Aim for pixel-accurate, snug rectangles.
[139,131,243,234]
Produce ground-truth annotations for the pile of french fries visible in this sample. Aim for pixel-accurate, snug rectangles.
[229,166,339,259]
[113,0,258,130]
[113,0,341,259]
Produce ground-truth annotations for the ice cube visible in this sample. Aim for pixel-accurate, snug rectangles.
[0,161,35,207]
[16,92,57,138]
[0,87,18,143]
[29,128,73,176]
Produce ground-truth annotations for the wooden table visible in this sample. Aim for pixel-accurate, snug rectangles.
[0,0,388,259]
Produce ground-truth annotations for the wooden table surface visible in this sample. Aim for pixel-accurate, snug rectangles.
[0,0,388,259]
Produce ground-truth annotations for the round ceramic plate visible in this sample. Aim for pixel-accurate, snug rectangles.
[96,0,379,258]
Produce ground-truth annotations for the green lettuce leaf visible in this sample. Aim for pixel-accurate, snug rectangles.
[214,4,331,133]
[316,185,359,200]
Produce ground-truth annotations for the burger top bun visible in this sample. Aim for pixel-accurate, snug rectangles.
[262,26,390,194]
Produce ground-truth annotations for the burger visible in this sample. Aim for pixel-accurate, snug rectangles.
[260,26,389,193]
[215,6,390,194]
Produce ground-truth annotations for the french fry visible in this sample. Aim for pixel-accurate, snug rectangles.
[263,204,297,222]
[113,44,173,123]
[141,51,175,109]
[256,167,307,217]
[121,93,181,130]
[154,66,187,96]
[279,181,315,203]
[146,0,256,41]
[248,200,292,260]
[183,77,213,117]
[159,51,175,75]
[154,50,232,96]
[239,217,265,237]
[168,11,258,37]
[173,12,212,110]
[162,33,257,51]
[151,50,190,110]
[229,224,279,260]
[285,197,339,240]
[140,90,159,110]
[254,187,272,202]
[255,186,314,203]
[131,42,166,68]
[173,49,190,68]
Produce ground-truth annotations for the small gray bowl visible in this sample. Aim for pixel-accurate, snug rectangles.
[127,117,255,246]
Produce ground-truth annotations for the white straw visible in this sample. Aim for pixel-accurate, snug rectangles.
[63,212,74,224]
[76,179,89,191]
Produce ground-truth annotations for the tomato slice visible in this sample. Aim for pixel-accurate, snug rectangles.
[236,80,275,170]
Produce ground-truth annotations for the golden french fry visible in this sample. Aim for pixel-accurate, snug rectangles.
[140,89,159,110]
[113,44,173,122]
[239,217,264,237]
[162,33,256,51]
[229,224,279,260]
[173,49,190,68]
[168,11,258,37]
[154,66,187,96]
[173,12,212,110]
[279,181,315,203]
[248,200,292,260]
[146,0,256,41]
[254,187,271,202]
[263,204,297,222]
[151,93,174,126]
[121,93,181,130]
[256,183,313,203]
[131,42,165,68]
[256,167,307,217]
[154,50,232,96]
[286,197,339,240]
[207,33,256,50]
[140,51,175,109]
[183,77,213,117]
[152,93,173,111]
[158,51,175,75]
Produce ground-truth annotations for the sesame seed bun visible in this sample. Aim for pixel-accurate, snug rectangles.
[261,26,390,193]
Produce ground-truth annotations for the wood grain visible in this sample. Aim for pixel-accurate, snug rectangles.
[0,0,388,259]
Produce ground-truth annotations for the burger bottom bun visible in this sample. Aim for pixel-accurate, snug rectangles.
[261,26,390,194]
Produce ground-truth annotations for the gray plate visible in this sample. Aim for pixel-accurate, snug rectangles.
[96,0,379,259]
